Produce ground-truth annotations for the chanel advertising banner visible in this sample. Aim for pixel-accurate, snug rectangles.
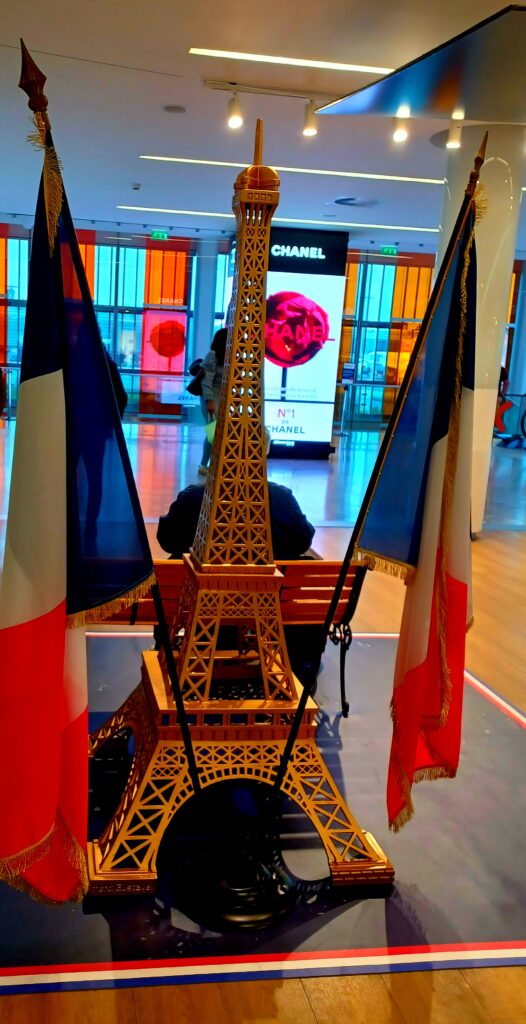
[264,227,348,456]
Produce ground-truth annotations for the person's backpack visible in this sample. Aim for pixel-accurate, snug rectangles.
[186,357,205,397]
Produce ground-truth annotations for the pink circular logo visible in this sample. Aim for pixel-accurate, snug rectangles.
[265,291,330,368]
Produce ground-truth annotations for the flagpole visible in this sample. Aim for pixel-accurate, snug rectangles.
[18,40,202,797]
[322,132,488,640]
[271,134,487,796]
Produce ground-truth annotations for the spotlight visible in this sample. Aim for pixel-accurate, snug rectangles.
[446,122,462,149]
[393,119,408,144]
[227,93,243,130]
[302,100,318,137]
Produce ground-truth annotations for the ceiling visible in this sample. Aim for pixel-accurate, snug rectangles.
[1,0,525,253]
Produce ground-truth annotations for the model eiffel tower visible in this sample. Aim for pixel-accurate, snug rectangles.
[87,123,393,895]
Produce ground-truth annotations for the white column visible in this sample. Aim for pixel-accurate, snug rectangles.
[190,238,220,361]
[437,125,524,532]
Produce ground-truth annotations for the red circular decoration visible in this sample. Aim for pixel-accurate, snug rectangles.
[149,319,185,358]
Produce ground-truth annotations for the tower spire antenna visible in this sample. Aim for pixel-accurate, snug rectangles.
[253,118,263,166]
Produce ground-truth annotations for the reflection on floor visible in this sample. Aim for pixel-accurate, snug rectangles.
[1,419,525,565]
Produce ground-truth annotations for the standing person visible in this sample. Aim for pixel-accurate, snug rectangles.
[198,326,228,475]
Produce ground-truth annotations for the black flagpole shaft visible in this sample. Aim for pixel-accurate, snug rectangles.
[320,188,478,640]
[273,164,484,795]
[151,582,201,794]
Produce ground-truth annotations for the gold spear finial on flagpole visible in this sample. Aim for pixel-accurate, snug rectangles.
[19,39,50,129]
[465,131,488,197]
[18,39,63,253]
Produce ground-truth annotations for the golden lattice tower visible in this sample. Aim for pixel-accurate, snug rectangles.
[87,122,393,894]
[171,120,296,704]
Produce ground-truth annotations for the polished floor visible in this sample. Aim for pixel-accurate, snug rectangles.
[1,418,523,560]
[0,418,526,1022]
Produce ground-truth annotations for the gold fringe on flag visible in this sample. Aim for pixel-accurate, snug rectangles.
[0,812,89,904]
[66,570,156,629]
[354,548,414,583]
[387,727,458,832]
[28,111,63,255]
[474,184,488,224]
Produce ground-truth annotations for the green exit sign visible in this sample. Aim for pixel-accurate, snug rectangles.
[150,229,168,241]
[380,245,398,256]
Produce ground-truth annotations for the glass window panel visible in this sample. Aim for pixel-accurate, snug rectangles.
[7,305,26,364]
[0,239,6,299]
[95,311,114,352]
[344,261,360,316]
[94,245,116,306]
[118,247,146,308]
[372,329,389,381]
[362,264,383,322]
[7,239,29,301]
[404,267,419,319]
[357,326,378,380]
[414,266,432,319]
[214,253,228,318]
[115,311,143,370]
[362,264,395,322]
[391,266,407,319]
[378,265,395,322]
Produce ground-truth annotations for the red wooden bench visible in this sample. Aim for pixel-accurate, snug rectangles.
[106,558,366,714]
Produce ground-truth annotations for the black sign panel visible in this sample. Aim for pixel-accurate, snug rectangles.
[268,227,348,277]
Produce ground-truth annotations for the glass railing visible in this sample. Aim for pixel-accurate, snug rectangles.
[334,380,401,432]
[0,366,202,421]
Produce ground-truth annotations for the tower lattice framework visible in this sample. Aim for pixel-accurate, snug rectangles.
[87,122,393,894]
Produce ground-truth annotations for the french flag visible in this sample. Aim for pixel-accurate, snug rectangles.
[0,122,153,902]
[353,202,477,831]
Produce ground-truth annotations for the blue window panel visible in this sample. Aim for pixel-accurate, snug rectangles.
[7,239,29,301]
[94,245,117,306]
[6,305,26,363]
[214,253,228,318]
[362,264,395,323]
[118,247,146,308]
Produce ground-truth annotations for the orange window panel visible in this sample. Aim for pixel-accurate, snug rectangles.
[174,252,187,306]
[61,242,95,301]
[414,266,432,319]
[344,262,359,315]
[403,267,419,319]
[391,267,407,319]
[79,243,95,297]
[144,249,188,306]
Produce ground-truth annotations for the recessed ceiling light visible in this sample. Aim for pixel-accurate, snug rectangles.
[189,47,393,76]
[227,94,243,130]
[302,100,318,137]
[446,122,462,149]
[139,155,444,186]
[117,204,440,232]
[393,123,408,144]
